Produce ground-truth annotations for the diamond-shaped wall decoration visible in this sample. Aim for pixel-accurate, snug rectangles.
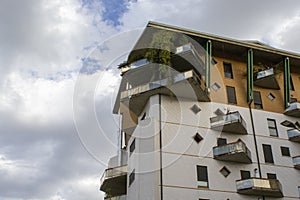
[190,104,201,114]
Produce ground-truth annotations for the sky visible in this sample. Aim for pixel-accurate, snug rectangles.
[1,0,300,199]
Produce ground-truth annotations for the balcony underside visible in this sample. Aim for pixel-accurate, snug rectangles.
[100,175,127,197]
[214,151,252,163]
[120,70,209,116]
[284,102,300,118]
[254,76,279,90]
[211,122,247,134]
[238,187,283,197]
[253,68,279,89]
[237,179,283,198]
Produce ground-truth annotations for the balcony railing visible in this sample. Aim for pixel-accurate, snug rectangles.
[210,111,247,134]
[254,68,279,89]
[287,129,300,143]
[213,140,252,163]
[175,43,205,75]
[293,156,300,169]
[120,69,209,116]
[284,102,300,118]
[100,165,127,197]
[236,178,283,197]
[105,195,126,200]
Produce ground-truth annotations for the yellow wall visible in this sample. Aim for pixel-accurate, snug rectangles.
[210,56,300,114]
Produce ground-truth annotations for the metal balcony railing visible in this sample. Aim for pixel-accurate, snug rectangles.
[284,102,300,118]
[287,129,300,142]
[293,156,300,169]
[253,68,279,89]
[236,178,283,197]
[210,111,247,134]
[105,195,126,200]
[213,140,252,163]
[100,165,127,196]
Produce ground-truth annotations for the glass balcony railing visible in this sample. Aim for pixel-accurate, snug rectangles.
[105,195,126,200]
[210,111,247,134]
[254,68,279,89]
[175,43,205,75]
[236,178,283,197]
[213,140,252,163]
[284,102,300,118]
[100,165,127,196]
[293,156,300,169]
[287,129,300,142]
[120,69,209,116]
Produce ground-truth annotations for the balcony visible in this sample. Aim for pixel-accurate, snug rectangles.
[213,140,252,163]
[293,156,300,169]
[105,195,126,200]
[254,68,280,89]
[284,102,300,118]
[100,165,127,197]
[173,43,205,75]
[236,178,283,197]
[210,111,247,134]
[120,69,209,116]
[287,129,300,142]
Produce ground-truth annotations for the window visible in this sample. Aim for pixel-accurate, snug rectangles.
[141,112,146,120]
[254,91,263,109]
[298,186,300,197]
[220,166,231,178]
[129,169,135,186]
[217,138,227,146]
[267,173,277,179]
[197,165,208,187]
[290,76,295,91]
[280,146,290,157]
[267,118,278,137]
[226,86,237,104]
[223,62,233,79]
[130,138,135,155]
[193,133,203,143]
[263,144,274,164]
[240,170,251,180]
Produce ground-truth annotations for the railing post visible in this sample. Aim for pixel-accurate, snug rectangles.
[247,49,254,104]
[205,40,212,94]
[284,57,290,109]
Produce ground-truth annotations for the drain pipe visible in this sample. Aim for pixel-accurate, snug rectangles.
[159,94,163,200]
[247,49,264,200]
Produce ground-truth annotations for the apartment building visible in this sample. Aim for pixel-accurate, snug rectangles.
[99,21,300,200]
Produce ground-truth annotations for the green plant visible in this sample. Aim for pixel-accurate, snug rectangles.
[144,30,189,81]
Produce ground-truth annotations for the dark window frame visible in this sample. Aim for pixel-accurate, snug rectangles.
[280,146,291,157]
[217,138,227,146]
[263,144,274,164]
[130,138,135,156]
[240,170,251,180]
[254,91,263,109]
[226,86,237,104]
[197,165,209,188]
[267,173,277,179]
[267,118,278,137]
[129,169,135,186]
[223,62,234,79]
